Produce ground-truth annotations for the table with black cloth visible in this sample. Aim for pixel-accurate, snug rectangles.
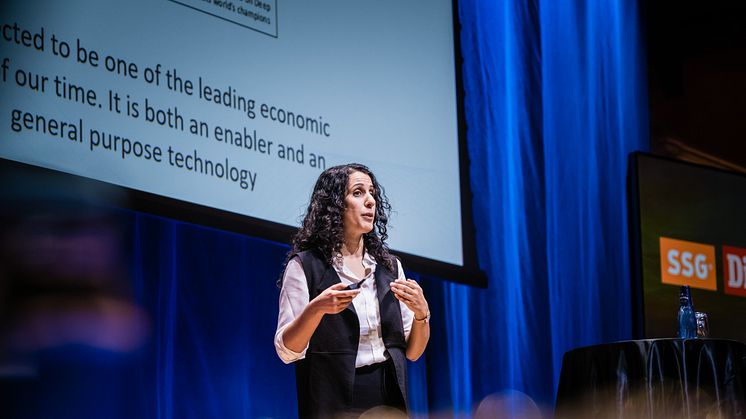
[555,339,746,418]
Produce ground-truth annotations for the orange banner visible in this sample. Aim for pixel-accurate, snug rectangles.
[659,237,717,290]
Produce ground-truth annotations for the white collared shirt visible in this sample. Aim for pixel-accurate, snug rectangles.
[274,252,414,367]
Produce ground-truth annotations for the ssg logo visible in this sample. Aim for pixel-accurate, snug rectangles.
[660,237,717,290]
[724,245,746,297]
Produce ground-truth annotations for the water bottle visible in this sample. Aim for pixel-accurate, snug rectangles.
[677,285,697,339]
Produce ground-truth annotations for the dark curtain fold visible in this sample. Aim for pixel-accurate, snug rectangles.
[129,214,297,419]
[426,0,648,415]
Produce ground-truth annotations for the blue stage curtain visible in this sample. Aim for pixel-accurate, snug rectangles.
[539,0,650,387]
[423,0,648,414]
[129,214,297,419]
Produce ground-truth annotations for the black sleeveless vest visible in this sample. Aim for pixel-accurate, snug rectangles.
[292,250,408,419]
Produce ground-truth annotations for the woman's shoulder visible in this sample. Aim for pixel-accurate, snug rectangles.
[292,248,330,269]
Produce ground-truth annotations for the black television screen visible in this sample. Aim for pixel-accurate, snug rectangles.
[629,152,746,342]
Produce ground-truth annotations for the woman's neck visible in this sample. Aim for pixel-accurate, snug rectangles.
[340,235,364,257]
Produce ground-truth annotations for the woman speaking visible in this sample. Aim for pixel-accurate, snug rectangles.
[274,163,431,418]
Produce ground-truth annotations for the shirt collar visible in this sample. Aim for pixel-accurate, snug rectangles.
[363,251,376,267]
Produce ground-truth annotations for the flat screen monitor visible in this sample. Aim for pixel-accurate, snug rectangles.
[629,152,746,341]
[0,0,485,285]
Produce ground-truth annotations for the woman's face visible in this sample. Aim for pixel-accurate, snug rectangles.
[343,171,376,237]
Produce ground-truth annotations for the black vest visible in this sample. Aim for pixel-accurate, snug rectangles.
[292,250,408,419]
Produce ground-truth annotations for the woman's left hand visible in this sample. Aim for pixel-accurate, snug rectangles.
[391,279,429,320]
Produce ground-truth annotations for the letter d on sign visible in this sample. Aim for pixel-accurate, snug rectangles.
[724,245,746,298]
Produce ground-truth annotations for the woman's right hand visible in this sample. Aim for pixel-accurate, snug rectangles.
[309,283,360,315]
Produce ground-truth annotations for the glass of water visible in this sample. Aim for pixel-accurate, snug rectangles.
[695,312,710,338]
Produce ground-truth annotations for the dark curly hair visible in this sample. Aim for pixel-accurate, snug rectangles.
[279,163,395,285]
